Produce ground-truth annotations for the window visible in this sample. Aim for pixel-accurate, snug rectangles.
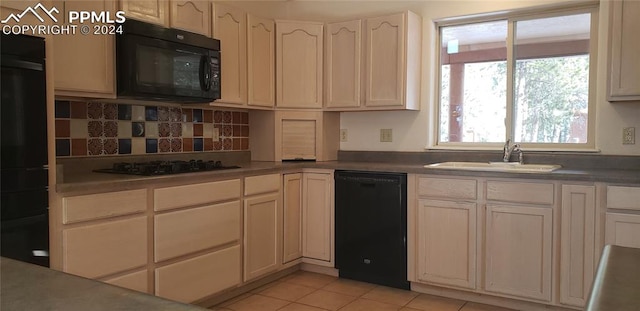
[437,7,596,149]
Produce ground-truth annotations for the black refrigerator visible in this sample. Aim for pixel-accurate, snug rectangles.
[1,34,50,267]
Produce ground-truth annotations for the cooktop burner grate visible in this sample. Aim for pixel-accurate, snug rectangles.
[93,160,240,176]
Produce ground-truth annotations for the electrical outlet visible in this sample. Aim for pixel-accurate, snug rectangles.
[340,129,348,142]
[623,127,635,145]
[213,127,220,141]
[380,129,393,142]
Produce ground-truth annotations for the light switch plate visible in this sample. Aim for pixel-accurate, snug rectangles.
[623,127,635,145]
[380,129,392,142]
[340,129,348,142]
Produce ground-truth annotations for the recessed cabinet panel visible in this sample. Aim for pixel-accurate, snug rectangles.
[170,0,210,36]
[365,13,404,107]
[154,201,240,262]
[605,213,640,248]
[276,21,323,108]
[63,216,148,279]
[248,15,275,108]
[608,0,640,101]
[155,245,240,303]
[63,189,147,224]
[283,173,303,263]
[417,199,476,289]
[244,193,281,281]
[302,172,333,262]
[120,0,168,25]
[325,20,361,108]
[213,4,247,105]
[103,269,149,293]
[485,205,552,301]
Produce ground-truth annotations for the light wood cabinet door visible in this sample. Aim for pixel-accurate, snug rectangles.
[365,13,404,107]
[53,0,115,98]
[155,245,240,303]
[63,216,147,279]
[417,199,476,289]
[608,0,640,101]
[248,14,275,108]
[103,269,149,293]
[325,20,361,109]
[169,0,210,36]
[485,204,553,301]
[605,213,640,248]
[302,172,333,262]
[244,193,282,282]
[154,201,240,262]
[283,173,303,263]
[119,0,168,26]
[276,21,323,109]
[213,3,247,105]
[560,185,596,307]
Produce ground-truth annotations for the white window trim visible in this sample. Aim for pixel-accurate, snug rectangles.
[431,3,599,152]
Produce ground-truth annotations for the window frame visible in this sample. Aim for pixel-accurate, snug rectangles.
[432,3,599,151]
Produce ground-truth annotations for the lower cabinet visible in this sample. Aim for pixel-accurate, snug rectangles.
[484,204,553,301]
[244,193,282,282]
[605,213,640,248]
[416,199,476,289]
[283,173,303,263]
[155,246,241,303]
[103,269,149,294]
[62,216,148,279]
[302,171,334,264]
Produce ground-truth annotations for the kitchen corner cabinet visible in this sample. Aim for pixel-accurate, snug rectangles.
[608,0,640,101]
[119,0,169,26]
[243,174,282,282]
[325,19,362,109]
[302,170,334,266]
[364,11,421,110]
[283,173,303,263]
[605,185,640,248]
[414,177,477,289]
[276,21,324,109]
[560,184,596,308]
[169,0,210,36]
[212,3,247,106]
[248,14,276,108]
[53,0,116,98]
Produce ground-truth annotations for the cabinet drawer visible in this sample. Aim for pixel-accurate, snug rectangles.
[154,201,241,262]
[103,269,149,293]
[605,213,640,248]
[155,245,241,303]
[63,216,147,279]
[244,174,281,196]
[487,181,554,205]
[154,179,241,211]
[418,177,477,200]
[63,189,147,224]
[607,186,640,210]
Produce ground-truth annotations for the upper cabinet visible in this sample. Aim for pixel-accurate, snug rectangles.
[364,12,421,110]
[608,0,640,102]
[276,21,324,109]
[325,20,362,109]
[170,1,211,36]
[213,3,247,106]
[53,0,116,98]
[119,0,169,26]
[248,15,276,108]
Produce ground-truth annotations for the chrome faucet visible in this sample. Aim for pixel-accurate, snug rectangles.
[503,139,524,164]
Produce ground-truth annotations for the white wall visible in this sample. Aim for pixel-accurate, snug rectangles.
[226,0,640,155]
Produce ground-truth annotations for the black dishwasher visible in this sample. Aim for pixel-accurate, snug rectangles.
[335,170,409,289]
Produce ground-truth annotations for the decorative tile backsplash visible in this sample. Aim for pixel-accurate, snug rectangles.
[54,101,249,157]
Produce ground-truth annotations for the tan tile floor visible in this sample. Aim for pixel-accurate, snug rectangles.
[211,271,518,311]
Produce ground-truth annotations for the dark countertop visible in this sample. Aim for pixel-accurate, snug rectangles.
[56,160,640,193]
[586,245,640,311]
[0,257,206,311]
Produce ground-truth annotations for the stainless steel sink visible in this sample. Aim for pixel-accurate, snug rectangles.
[424,162,561,173]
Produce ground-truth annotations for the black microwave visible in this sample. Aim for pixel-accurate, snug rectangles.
[116,20,221,103]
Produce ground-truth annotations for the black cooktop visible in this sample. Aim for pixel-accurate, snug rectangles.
[94,160,240,176]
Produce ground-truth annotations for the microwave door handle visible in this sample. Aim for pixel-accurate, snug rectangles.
[199,55,212,91]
